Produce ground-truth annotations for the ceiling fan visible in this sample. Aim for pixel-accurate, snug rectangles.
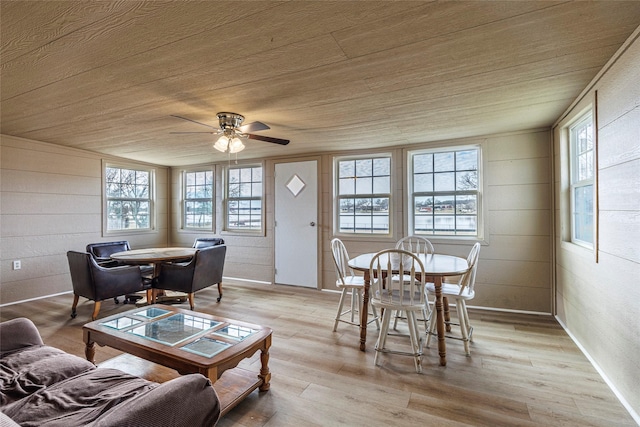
[170,112,289,153]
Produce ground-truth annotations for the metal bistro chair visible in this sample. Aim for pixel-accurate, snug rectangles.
[370,249,427,373]
[330,238,379,332]
[425,242,481,356]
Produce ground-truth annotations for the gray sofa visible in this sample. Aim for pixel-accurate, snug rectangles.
[0,318,220,426]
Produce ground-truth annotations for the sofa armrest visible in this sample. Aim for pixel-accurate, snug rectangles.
[0,318,43,353]
[92,374,220,427]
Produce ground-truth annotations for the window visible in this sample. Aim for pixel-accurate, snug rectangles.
[225,165,263,231]
[570,112,594,247]
[336,156,391,234]
[409,146,480,237]
[104,164,153,231]
[183,170,214,230]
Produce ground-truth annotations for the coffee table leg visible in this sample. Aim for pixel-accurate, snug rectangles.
[258,337,271,391]
[85,340,96,365]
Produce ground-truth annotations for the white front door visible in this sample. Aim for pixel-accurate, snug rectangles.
[274,160,318,287]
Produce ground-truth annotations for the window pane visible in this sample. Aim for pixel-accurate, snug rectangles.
[414,154,433,173]
[456,171,478,191]
[434,172,455,191]
[336,156,391,235]
[226,166,263,231]
[372,176,390,193]
[184,170,213,230]
[355,159,372,177]
[355,177,372,194]
[373,158,390,175]
[105,166,152,231]
[414,173,433,192]
[434,152,454,172]
[410,147,480,237]
[339,160,355,178]
[574,185,593,243]
[339,177,355,195]
[456,150,477,171]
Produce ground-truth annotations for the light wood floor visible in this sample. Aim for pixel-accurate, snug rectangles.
[1,280,636,426]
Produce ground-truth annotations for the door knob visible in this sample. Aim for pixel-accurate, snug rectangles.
[310,222,316,226]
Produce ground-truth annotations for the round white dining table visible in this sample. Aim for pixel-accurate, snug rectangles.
[348,252,470,366]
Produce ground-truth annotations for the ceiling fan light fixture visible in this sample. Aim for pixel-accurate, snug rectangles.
[229,137,245,153]
[213,135,229,152]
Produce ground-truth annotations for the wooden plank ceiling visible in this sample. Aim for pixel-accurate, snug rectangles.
[2,1,640,167]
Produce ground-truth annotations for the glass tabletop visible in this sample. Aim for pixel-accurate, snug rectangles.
[127,313,220,346]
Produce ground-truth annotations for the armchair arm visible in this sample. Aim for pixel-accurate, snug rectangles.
[0,318,44,353]
[92,374,220,427]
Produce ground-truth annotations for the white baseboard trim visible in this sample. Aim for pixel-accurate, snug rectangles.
[555,316,640,425]
[0,290,73,308]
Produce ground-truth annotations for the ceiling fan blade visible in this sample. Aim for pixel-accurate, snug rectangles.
[247,133,290,145]
[170,114,218,130]
[170,131,216,134]
[239,121,270,133]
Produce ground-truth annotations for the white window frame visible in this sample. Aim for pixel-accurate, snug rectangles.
[224,163,264,233]
[182,168,214,231]
[103,161,155,234]
[569,112,595,248]
[334,154,392,236]
[408,144,483,240]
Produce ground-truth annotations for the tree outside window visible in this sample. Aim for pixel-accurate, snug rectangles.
[184,170,213,229]
[226,165,262,231]
[105,166,152,231]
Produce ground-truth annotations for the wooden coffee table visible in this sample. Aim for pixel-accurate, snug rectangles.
[83,304,272,416]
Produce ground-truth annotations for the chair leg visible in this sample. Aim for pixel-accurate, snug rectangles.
[71,294,79,318]
[461,300,473,341]
[374,308,392,367]
[146,289,153,305]
[188,293,195,310]
[425,305,436,348]
[333,288,348,331]
[91,301,102,321]
[371,305,381,330]
[457,300,470,356]
[407,311,423,373]
[216,282,223,303]
[350,288,357,323]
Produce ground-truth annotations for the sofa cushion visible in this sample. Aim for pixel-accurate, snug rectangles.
[1,368,155,427]
[1,345,95,406]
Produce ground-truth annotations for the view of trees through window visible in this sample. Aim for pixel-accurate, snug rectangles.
[184,170,213,229]
[226,166,262,231]
[337,157,391,234]
[411,148,479,236]
[105,166,151,231]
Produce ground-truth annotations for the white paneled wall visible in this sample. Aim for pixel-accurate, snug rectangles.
[0,136,169,304]
[554,31,640,420]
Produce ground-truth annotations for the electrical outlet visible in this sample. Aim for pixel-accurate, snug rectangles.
[13,260,21,270]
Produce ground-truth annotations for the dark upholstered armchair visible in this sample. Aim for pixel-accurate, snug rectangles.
[192,237,225,249]
[67,251,151,320]
[86,241,131,267]
[155,245,226,309]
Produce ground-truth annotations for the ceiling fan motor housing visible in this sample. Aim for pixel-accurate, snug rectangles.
[217,112,245,130]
